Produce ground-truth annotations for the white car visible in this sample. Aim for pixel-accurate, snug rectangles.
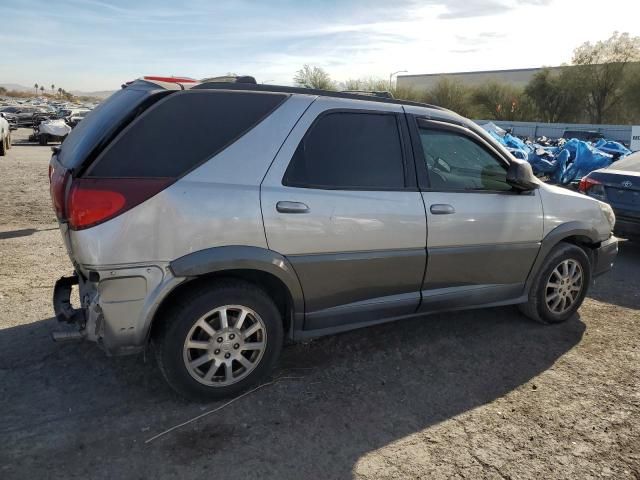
[0,112,11,156]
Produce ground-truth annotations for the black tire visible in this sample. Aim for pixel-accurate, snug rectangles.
[39,134,48,146]
[6,131,11,149]
[154,280,284,400]
[519,242,591,324]
[0,135,5,156]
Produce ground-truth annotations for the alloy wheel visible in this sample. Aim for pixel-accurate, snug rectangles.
[545,259,584,314]
[182,305,267,387]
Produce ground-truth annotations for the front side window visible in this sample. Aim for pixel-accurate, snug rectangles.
[283,112,405,190]
[418,127,512,192]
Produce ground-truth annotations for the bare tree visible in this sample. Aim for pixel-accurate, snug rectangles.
[293,65,336,90]
[571,32,640,124]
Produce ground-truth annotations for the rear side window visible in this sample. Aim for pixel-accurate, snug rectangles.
[87,90,287,178]
[283,112,405,190]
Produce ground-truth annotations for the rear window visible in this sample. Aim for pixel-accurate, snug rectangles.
[86,90,287,178]
[58,86,159,170]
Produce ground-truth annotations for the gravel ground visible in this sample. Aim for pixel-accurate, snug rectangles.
[0,129,638,479]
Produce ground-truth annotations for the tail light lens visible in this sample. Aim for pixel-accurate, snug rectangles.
[50,164,70,219]
[578,176,601,193]
[578,176,606,201]
[67,178,172,230]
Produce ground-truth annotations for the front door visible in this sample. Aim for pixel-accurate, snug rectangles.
[261,99,427,332]
[408,116,544,311]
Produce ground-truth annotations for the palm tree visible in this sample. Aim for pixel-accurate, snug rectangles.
[51,84,55,95]
[57,87,62,98]
[39,86,44,95]
[34,83,38,95]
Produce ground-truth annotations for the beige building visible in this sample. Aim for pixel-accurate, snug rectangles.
[396,66,566,91]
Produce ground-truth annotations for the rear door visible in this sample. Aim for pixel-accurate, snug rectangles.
[261,98,427,332]
[407,115,544,310]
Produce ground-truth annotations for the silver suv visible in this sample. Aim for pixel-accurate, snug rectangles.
[50,77,618,399]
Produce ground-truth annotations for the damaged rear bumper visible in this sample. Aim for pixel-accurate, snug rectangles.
[51,264,183,356]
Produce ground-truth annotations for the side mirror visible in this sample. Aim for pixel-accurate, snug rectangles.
[506,160,539,191]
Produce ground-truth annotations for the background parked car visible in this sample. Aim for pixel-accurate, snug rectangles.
[67,109,90,127]
[580,152,640,240]
[0,105,47,127]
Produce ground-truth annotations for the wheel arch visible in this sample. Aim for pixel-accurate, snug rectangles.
[148,246,305,343]
[525,221,601,293]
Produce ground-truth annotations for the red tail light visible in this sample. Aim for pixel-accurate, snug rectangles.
[578,176,601,193]
[50,164,70,219]
[67,178,172,230]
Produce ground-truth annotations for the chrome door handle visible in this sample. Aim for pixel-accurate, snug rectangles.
[276,201,310,214]
[430,204,455,215]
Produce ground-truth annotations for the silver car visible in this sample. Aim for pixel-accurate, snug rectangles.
[50,77,618,399]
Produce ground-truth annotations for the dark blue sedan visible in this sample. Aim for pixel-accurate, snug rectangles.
[579,152,640,240]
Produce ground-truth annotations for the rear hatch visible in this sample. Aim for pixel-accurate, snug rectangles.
[49,79,289,263]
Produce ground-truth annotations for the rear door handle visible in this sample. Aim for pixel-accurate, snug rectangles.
[276,201,310,214]
[430,204,455,215]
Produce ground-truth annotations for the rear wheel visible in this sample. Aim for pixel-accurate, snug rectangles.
[519,243,591,324]
[6,131,11,149]
[0,135,6,156]
[39,134,48,146]
[154,280,284,400]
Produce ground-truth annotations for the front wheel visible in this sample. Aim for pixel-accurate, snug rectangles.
[519,243,591,324]
[154,281,284,400]
[39,134,48,146]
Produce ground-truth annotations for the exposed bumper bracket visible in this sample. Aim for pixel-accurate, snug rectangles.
[53,274,86,325]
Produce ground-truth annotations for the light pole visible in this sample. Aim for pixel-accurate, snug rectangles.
[389,70,407,90]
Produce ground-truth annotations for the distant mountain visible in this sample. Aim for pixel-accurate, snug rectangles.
[0,83,114,99]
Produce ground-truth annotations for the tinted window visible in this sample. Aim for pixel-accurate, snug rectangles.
[87,90,286,178]
[58,86,158,169]
[419,128,511,191]
[284,112,405,190]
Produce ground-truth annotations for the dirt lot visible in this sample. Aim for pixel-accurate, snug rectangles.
[0,128,638,479]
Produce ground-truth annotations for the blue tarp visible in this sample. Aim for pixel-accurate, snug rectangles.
[479,123,628,184]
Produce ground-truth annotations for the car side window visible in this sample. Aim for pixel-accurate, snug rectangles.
[283,112,405,190]
[418,127,512,192]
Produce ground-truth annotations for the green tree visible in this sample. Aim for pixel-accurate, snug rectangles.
[293,65,336,90]
[571,31,640,123]
[524,68,585,123]
[471,81,532,121]
[423,78,473,117]
[39,86,44,95]
[33,83,38,95]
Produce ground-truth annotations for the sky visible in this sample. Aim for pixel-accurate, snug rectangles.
[1,0,639,92]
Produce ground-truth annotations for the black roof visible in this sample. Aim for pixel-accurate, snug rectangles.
[192,81,445,110]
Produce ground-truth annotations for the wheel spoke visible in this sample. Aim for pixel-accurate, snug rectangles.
[224,362,233,382]
[186,340,209,350]
[561,260,569,277]
[189,354,212,369]
[243,322,261,339]
[219,309,229,329]
[235,309,248,330]
[546,292,559,303]
[242,341,264,351]
[196,318,216,337]
[551,296,562,311]
[203,360,221,381]
[569,261,577,278]
[547,281,561,289]
[237,355,253,370]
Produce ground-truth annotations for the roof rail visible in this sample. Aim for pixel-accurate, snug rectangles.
[340,90,395,99]
[200,75,257,84]
[192,82,445,110]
